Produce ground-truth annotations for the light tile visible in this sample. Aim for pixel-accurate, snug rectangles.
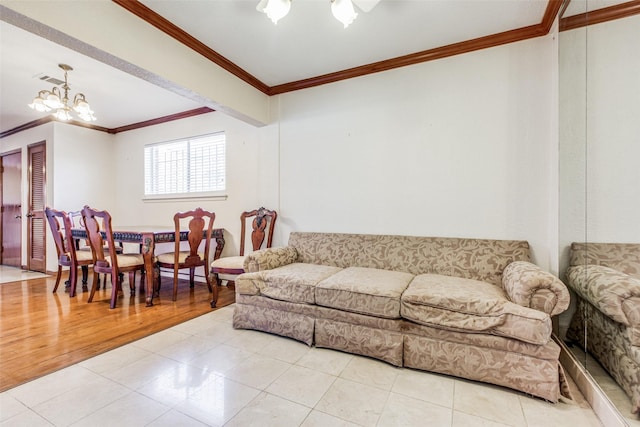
[70,391,170,427]
[225,329,277,353]
[315,377,389,427]
[392,368,455,408]
[452,410,512,426]
[378,392,452,426]
[173,376,261,426]
[453,379,527,427]
[519,393,603,427]
[223,354,291,390]
[146,409,209,426]
[156,334,219,363]
[257,336,311,364]
[79,344,153,374]
[0,408,53,426]
[101,352,188,390]
[31,376,130,426]
[132,329,191,353]
[296,347,353,376]
[225,392,311,427]
[300,410,361,427]
[0,393,28,422]
[193,320,242,344]
[340,356,400,391]
[266,365,336,407]
[8,365,105,407]
[187,343,254,375]
[135,365,220,407]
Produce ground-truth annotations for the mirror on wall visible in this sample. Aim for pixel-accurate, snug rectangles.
[559,1,640,422]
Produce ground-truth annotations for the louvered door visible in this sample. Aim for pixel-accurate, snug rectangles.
[28,142,46,272]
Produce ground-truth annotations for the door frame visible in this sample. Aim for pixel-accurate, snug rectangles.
[1,148,23,267]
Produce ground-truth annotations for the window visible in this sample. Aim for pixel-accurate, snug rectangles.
[144,132,226,199]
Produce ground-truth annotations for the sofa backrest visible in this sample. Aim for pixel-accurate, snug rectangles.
[570,242,640,278]
[288,232,530,286]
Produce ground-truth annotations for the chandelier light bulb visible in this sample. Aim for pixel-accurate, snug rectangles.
[28,94,51,112]
[52,107,72,121]
[331,0,358,28]
[257,0,291,24]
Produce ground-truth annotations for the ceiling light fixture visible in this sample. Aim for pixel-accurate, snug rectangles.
[256,0,358,28]
[28,63,96,122]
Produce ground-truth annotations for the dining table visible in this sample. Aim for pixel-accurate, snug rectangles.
[71,226,225,306]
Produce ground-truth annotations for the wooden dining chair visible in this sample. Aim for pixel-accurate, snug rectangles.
[45,207,95,297]
[156,207,216,302]
[209,207,277,306]
[81,205,146,309]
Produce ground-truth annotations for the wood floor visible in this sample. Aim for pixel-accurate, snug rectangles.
[0,269,235,393]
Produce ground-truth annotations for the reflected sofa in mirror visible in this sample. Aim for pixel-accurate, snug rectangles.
[558,4,640,422]
[565,242,640,415]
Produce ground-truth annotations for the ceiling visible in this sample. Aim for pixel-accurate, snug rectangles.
[0,0,631,136]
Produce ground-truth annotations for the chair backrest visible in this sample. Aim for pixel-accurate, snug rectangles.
[68,210,88,250]
[45,207,74,262]
[239,207,277,256]
[81,205,118,270]
[173,207,216,263]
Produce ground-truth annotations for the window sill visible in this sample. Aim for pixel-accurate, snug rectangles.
[143,194,228,203]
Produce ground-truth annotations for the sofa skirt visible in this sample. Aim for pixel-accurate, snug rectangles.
[233,296,569,403]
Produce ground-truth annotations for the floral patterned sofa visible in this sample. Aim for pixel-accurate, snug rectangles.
[565,242,640,414]
[233,232,571,402]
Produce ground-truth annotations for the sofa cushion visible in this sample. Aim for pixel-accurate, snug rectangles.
[238,263,342,304]
[316,267,414,319]
[401,274,551,345]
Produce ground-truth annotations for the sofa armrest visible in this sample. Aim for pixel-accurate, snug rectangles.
[243,246,298,272]
[566,264,640,327]
[502,261,570,316]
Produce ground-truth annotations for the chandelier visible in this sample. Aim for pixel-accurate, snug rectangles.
[28,63,96,122]
[257,0,358,28]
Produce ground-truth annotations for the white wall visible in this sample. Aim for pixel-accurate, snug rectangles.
[272,34,559,270]
[112,111,266,258]
[584,16,640,243]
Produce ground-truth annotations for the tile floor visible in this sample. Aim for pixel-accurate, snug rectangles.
[0,265,49,284]
[1,305,605,426]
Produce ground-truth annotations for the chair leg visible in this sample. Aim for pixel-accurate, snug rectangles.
[210,277,219,309]
[189,268,195,288]
[69,265,79,298]
[110,268,120,309]
[52,266,63,293]
[212,272,222,287]
[205,271,213,293]
[172,268,179,301]
[128,272,136,296]
[88,271,100,303]
[81,266,89,292]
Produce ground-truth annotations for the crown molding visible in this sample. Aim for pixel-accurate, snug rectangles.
[559,0,640,32]
[0,107,214,139]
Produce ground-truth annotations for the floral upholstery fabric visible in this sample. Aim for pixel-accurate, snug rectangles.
[502,261,571,316]
[569,242,640,278]
[316,267,414,319]
[401,274,552,345]
[236,263,342,304]
[244,246,298,272]
[567,299,640,414]
[288,232,530,286]
[567,264,640,334]
[211,255,245,270]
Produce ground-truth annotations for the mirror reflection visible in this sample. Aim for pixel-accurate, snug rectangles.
[559,2,640,422]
